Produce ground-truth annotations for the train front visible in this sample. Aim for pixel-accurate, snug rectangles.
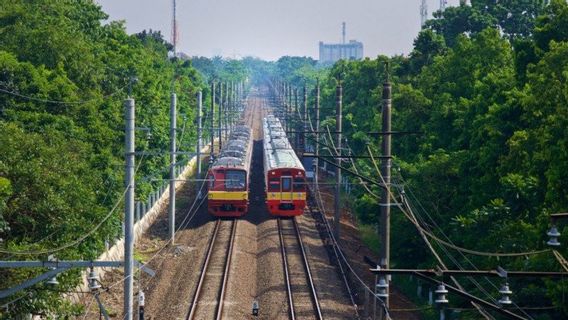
[207,157,248,217]
[265,167,306,216]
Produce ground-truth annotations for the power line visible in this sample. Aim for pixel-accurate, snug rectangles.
[0,85,127,105]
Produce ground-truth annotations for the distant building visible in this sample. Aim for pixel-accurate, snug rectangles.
[318,40,364,64]
[318,23,364,64]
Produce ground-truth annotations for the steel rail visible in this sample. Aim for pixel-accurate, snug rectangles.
[278,217,296,320]
[306,193,359,317]
[187,219,221,320]
[293,217,324,320]
[215,220,238,320]
[278,217,324,320]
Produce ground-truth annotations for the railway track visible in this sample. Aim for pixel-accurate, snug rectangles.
[277,217,324,320]
[186,219,237,320]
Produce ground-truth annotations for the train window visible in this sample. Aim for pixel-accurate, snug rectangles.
[293,178,305,191]
[269,178,280,191]
[282,177,292,191]
[225,170,246,190]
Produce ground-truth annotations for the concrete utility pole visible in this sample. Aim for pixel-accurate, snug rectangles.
[210,82,215,158]
[231,81,235,129]
[379,72,392,308]
[284,83,288,133]
[301,83,307,156]
[124,98,135,320]
[314,79,320,186]
[225,81,229,137]
[334,79,343,239]
[197,91,202,177]
[169,93,177,244]
[218,82,223,151]
[288,84,292,135]
[294,88,299,149]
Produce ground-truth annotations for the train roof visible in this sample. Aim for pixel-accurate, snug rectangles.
[266,149,304,170]
[263,116,304,171]
[212,156,245,168]
[211,124,252,170]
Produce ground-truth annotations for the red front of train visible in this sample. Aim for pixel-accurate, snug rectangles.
[265,168,306,216]
[207,166,248,217]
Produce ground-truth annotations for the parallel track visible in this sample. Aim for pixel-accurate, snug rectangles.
[187,219,238,320]
[277,217,324,320]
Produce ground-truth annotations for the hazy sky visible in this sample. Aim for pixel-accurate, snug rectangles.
[95,0,462,61]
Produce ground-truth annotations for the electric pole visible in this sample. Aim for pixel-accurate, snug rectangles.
[169,93,177,244]
[225,81,229,138]
[210,81,215,158]
[379,71,392,308]
[197,91,202,177]
[334,78,343,239]
[301,82,307,157]
[124,98,135,320]
[218,82,223,151]
[314,79,320,186]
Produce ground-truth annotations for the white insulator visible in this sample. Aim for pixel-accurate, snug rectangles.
[435,284,449,304]
[376,277,389,298]
[547,226,561,246]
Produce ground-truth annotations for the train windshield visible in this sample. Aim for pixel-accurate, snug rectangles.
[225,170,246,190]
[293,178,305,191]
[282,177,292,191]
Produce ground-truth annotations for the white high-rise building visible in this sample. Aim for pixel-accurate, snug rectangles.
[318,23,363,64]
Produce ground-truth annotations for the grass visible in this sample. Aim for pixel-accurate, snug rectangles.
[359,224,380,255]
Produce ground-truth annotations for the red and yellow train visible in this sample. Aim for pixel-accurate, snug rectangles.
[263,115,306,216]
[207,125,252,217]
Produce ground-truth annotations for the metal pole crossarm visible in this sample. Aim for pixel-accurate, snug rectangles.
[551,213,568,220]
[412,272,527,320]
[0,261,123,268]
[0,268,67,299]
[370,268,568,278]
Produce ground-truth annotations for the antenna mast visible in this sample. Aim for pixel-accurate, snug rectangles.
[172,0,178,57]
[439,0,447,12]
[420,0,428,27]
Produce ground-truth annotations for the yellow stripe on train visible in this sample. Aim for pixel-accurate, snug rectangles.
[266,192,307,201]
[208,191,248,200]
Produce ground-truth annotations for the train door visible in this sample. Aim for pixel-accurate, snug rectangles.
[280,176,292,201]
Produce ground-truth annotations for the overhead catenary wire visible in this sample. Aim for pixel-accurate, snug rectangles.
[365,145,550,259]
[391,172,539,319]
[0,85,127,105]
[312,175,391,319]
[80,162,211,320]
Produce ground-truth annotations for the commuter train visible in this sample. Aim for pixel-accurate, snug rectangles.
[207,125,253,217]
[263,115,307,216]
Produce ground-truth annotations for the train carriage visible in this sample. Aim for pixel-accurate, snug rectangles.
[207,125,253,217]
[263,116,307,216]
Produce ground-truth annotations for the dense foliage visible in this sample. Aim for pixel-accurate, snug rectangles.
[277,1,568,318]
[0,0,205,317]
